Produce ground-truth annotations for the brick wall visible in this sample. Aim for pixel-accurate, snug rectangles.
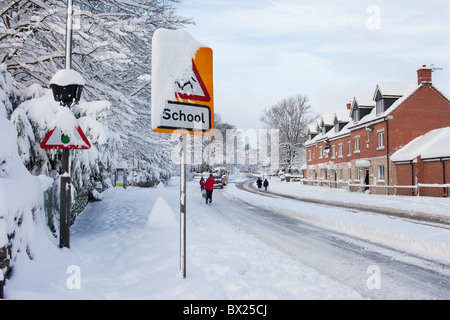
[389,85,450,153]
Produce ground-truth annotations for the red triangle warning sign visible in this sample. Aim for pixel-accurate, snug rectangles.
[40,108,91,150]
[174,60,211,102]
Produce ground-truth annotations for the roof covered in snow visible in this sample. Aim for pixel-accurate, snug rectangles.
[391,126,450,162]
[333,111,352,123]
[374,82,417,99]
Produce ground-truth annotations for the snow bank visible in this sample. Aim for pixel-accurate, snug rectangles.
[146,196,177,229]
[0,117,52,278]
[226,178,450,265]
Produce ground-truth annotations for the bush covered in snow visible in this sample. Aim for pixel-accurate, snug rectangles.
[0,64,20,120]
[0,116,52,279]
[10,83,121,229]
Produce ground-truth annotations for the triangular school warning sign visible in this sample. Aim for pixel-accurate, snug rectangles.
[174,60,211,103]
[40,108,91,150]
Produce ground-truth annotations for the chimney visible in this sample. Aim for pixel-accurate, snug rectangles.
[417,65,432,85]
[346,102,351,110]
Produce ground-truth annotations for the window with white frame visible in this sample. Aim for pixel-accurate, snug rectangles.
[378,165,385,180]
[376,99,384,115]
[354,137,360,153]
[331,145,335,159]
[377,130,385,149]
[348,141,351,156]
[353,109,359,122]
[338,144,343,157]
[319,146,323,159]
[308,150,311,161]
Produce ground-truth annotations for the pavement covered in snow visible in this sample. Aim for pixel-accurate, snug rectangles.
[3,175,450,300]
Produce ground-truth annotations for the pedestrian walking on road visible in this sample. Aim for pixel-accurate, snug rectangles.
[200,177,205,192]
[205,174,215,204]
[263,178,269,191]
[256,177,262,190]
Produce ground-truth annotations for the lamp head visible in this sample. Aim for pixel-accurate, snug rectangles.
[50,69,85,106]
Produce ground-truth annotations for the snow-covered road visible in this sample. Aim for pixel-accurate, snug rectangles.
[219,181,450,299]
[4,176,450,300]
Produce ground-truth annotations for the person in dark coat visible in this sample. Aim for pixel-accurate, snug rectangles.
[204,174,215,204]
[263,178,269,191]
[256,177,262,189]
[199,177,205,192]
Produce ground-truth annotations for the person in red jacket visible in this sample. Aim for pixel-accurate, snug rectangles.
[204,174,215,204]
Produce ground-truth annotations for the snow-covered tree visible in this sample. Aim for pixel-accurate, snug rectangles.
[0,64,20,119]
[1,66,53,278]
[260,94,317,172]
[0,0,190,187]
[10,84,120,229]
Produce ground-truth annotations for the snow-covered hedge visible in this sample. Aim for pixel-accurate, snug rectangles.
[10,82,121,227]
[0,117,52,279]
[0,64,20,120]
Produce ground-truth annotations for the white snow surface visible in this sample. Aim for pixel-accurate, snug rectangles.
[0,117,52,252]
[50,69,85,86]
[4,174,450,300]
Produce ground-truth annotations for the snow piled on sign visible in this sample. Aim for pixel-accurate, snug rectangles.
[151,28,206,130]
[42,107,90,148]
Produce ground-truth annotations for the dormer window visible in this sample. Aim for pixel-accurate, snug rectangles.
[353,109,360,122]
[376,99,384,115]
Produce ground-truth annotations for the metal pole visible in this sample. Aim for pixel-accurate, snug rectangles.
[0,271,4,299]
[60,149,71,248]
[65,0,73,69]
[180,135,187,278]
[60,0,73,248]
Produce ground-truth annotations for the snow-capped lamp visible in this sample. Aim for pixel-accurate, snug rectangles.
[50,69,85,107]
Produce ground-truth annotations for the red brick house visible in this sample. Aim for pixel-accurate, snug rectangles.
[304,65,450,196]
[391,127,450,196]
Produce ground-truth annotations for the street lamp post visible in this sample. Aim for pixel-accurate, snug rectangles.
[61,0,73,248]
[65,0,73,70]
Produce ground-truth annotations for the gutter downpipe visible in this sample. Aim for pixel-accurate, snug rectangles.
[385,116,390,195]
[442,159,447,197]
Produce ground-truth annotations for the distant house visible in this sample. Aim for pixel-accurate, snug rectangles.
[304,65,450,196]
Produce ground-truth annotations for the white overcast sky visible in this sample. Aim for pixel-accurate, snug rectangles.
[175,0,450,131]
